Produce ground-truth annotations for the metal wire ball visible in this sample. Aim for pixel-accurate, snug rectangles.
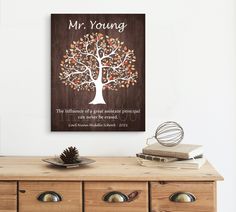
[147,121,184,147]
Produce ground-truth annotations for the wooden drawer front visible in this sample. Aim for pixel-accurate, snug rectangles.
[151,181,216,212]
[19,181,82,212]
[84,181,148,212]
[0,182,17,212]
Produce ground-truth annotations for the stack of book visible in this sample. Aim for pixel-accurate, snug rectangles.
[136,143,205,169]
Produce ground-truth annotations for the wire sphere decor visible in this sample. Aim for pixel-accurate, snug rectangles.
[146,121,184,147]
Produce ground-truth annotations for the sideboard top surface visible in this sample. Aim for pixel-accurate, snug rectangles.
[0,156,223,181]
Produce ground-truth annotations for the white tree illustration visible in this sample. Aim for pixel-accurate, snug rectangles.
[59,32,138,104]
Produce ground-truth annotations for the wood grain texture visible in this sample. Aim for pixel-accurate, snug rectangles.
[84,181,148,212]
[151,181,216,212]
[19,181,82,212]
[0,157,223,181]
[0,182,17,212]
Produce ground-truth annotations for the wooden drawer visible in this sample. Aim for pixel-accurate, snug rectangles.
[0,182,17,212]
[19,181,82,212]
[84,181,148,212]
[151,181,216,212]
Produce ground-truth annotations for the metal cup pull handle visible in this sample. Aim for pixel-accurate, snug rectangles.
[103,191,129,203]
[103,191,139,203]
[169,192,196,203]
[37,191,62,202]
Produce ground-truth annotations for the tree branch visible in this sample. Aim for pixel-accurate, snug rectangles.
[66,53,96,82]
[103,75,136,85]
[101,43,120,60]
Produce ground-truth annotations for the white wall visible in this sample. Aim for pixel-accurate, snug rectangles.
[0,0,235,211]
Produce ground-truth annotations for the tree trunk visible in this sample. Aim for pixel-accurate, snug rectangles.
[89,82,106,104]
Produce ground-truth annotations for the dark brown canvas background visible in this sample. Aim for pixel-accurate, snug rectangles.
[51,14,145,131]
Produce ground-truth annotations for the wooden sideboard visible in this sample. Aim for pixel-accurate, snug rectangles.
[0,156,223,212]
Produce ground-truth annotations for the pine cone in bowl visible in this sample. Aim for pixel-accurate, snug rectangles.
[60,146,80,164]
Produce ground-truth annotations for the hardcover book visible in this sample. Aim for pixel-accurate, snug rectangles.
[142,143,203,159]
[136,153,178,162]
[137,157,206,169]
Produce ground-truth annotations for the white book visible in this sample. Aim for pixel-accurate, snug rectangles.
[137,157,206,169]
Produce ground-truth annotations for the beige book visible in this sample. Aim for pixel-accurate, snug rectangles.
[142,143,203,159]
[137,157,206,169]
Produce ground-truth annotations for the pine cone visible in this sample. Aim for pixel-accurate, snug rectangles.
[60,146,79,164]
